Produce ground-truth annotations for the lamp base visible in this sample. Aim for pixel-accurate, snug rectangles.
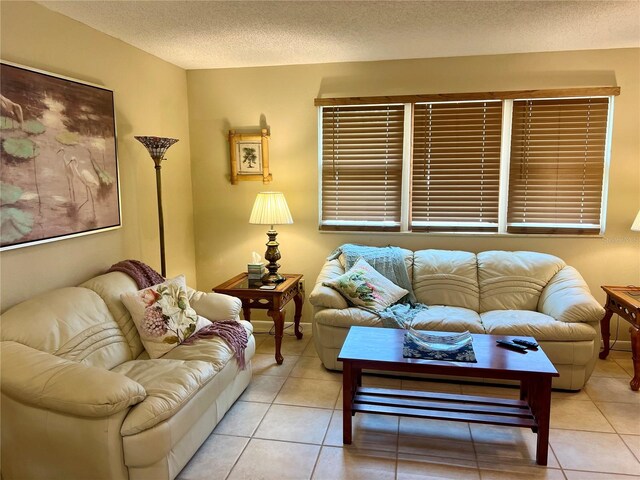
[262,229,285,284]
[261,271,285,284]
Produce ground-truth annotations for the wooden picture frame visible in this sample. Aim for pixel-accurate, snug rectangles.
[229,128,271,184]
[0,60,121,251]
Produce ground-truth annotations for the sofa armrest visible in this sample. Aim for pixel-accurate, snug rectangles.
[188,288,242,321]
[538,266,605,323]
[309,259,349,309]
[1,341,146,417]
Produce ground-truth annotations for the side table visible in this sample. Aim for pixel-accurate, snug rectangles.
[213,273,304,364]
[599,285,640,391]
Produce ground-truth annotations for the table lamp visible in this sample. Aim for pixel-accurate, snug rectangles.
[249,192,293,284]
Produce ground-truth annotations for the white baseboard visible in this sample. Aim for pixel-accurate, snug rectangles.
[250,320,313,335]
[602,340,632,352]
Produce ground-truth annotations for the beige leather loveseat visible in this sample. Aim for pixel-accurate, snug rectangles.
[1,271,255,480]
[310,249,604,390]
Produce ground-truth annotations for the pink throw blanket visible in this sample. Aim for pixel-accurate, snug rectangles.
[107,259,165,289]
[107,259,248,369]
[182,321,248,370]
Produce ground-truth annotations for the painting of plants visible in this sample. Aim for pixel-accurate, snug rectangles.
[0,62,120,250]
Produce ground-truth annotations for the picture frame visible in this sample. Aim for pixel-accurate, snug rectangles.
[229,128,271,184]
[0,60,121,251]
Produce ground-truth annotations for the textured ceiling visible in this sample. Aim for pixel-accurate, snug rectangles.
[38,0,640,70]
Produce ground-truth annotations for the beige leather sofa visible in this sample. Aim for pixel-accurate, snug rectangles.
[310,249,605,390]
[1,271,255,480]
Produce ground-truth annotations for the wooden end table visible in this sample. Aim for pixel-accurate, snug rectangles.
[599,285,640,391]
[213,273,304,364]
[338,326,559,466]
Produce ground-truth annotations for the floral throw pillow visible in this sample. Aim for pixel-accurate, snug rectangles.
[323,257,409,311]
[121,275,209,358]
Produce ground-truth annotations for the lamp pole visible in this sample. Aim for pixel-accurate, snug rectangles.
[153,157,166,277]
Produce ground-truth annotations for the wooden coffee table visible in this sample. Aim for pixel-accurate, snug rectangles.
[338,326,559,466]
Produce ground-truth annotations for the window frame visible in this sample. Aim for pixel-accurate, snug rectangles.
[316,87,619,236]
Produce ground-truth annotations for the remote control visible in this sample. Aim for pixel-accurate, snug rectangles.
[512,339,539,349]
[259,285,276,290]
[496,340,528,353]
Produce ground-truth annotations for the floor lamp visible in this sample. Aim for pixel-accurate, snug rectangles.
[134,136,179,277]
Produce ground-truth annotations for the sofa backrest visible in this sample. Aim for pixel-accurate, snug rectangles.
[1,286,132,370]
[80,271,145,359]
[413,249,480,311]
[411,249,566,313]
[477,251,565,312]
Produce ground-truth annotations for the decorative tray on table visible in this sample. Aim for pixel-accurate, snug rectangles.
[402,329,477,362]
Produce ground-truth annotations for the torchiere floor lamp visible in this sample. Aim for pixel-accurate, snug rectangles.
[134,135,179,277]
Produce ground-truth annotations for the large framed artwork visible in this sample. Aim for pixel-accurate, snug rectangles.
[0,61,121,251]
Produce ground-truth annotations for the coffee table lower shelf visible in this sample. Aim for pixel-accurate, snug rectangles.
[351,387,537,429]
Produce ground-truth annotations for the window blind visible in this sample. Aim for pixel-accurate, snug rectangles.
[320,105,404,231]
[507,98,609,234]
[411,101,503,232]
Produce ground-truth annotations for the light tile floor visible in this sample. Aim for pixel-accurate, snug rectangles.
[178,332,640,480]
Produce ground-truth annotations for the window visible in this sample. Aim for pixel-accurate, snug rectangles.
[412,101,502,232]
[321,105,404,231]
[317,87,618,235]
[507,98,610,234]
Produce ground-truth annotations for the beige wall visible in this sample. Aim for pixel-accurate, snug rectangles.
[1,2,638,338]
[0,1,197,311]
[187,49,640,332]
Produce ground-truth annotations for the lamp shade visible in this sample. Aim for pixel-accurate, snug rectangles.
[249,192,293,226]
[632,209,640,232]
[134,136,179,161]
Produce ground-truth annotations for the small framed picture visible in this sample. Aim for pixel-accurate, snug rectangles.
[229,129,271,184]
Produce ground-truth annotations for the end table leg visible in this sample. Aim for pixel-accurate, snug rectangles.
[293,288,304,340]
[241,300,252,322]
[268,309,285,365]
[535,377,552,466]
[599,309,613,359]
[343,362,353,444]
[630,325,640,391]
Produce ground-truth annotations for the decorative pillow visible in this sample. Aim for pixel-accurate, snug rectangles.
[121,275,209,358]
[323,257,408,311]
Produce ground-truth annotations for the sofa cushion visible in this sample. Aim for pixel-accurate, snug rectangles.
[113,359,215,436]
[315,307,382,328]
[410,306,485,333]
[0,287,131,370]
[121,276,209,359]
[413,249,480,311]
[480,310,597,341]
[161,320,253,371]
[478,251,565,312]
[323,258,408,311]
